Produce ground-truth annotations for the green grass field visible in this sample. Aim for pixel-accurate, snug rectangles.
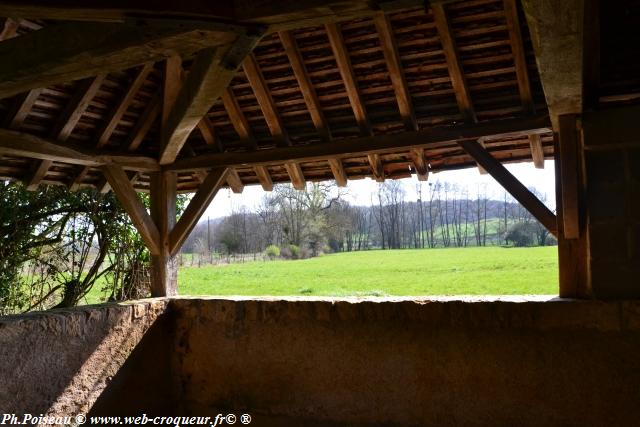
[177,246,558,297]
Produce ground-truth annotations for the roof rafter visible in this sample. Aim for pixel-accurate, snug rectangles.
[432,3,477,123]
[279,30,331,141]
[160,31,263,165]
[373,12,417,132]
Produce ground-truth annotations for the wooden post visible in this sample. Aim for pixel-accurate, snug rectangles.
[554,131,590,298]
[149,171,177,297]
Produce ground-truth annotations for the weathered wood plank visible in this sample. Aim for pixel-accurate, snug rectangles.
[459,139,557,236]
[374,13,417,131]
[368,153,385,182]
[101,163,161,255]
[285,162,306,190]
[0,128,160,171]
[504,0,534,114]
[0,21,238,99]
[168,115,552,171]
[410,148,429,181]
[557,114,580,239]
[160,32,262,164]
[328,158,348,187]
[325,22,372,136]
[253,165,273,191]
[529,133,544,168]
[169,167,228,255]
[226,168,245,193]
[96,63,153,148]
[149,170,177,296]
[222,87,257,149]
[433,3,476,123]
[279,30,331,140]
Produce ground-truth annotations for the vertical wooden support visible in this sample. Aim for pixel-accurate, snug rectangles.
[554,131,589,298]
[150,171,177,297]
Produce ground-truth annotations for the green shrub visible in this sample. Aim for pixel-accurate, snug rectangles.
[265,245,280,259]
[288,244,301,259]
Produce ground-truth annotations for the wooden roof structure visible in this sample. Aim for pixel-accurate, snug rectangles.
[0,0,567,194]
[1,0,635,296]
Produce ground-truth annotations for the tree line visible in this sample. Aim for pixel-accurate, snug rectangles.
[182,181,555,263]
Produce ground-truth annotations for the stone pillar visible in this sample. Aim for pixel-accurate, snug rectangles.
[581,106,640,298]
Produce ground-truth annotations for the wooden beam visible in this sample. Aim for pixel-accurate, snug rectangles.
[328,158,348,187]
[169,168,228,255]
[160,31,262,164]
[373,13,417,131]
[149,171,177,296]
[0,128,160,171]
[101,163,161,255]
[127,92,161,151]
[504,0,534,114]
[458,139,557,236]
[4,89,42,130]
[0,21,239,99]
[24,159,52,191]
[226,168,245,193]
[96,63,153,148]
[477,140,488,174]
[557,114,580,239]
[243,53,289,146]
[253,165,273,191]
[285,162,306,190]
[162,56,182,128]
[0,17,19,41]
[521,0,584,127]
[529,133,545,168]
[222,87,257,149]
[326,22,372,136]
[69,166,91,191]
[432,3,476,123]
[410,148,429,181]
[279,30,332,140]
[368,153,385,182]
[169,114,552,171]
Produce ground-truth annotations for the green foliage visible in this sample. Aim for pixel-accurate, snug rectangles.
[505,222,537,247]
[287,244,300,259]
[178,246,558,297]
[265,245,280,259]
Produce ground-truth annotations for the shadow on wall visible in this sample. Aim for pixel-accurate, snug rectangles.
[0,300,171,416]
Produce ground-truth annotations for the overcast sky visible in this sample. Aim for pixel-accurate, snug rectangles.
[203,160,556,220]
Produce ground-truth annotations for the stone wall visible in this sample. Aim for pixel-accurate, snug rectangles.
[0,299,171,416]
[583,106,640,297]
[171,297,640,427]
[3,297,640,426]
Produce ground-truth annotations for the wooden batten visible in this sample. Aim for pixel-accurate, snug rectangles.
[529,134,545,168]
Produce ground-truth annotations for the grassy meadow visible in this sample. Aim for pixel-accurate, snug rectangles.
[178,246,558,297]
[82,246,558,304]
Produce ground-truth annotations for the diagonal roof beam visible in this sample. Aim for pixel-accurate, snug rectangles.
[1,17,20,40]
[28,74,106,190]
[410,148,429,181]
[432,3,476,124]
[504,0,534,115]
[160,31,263,165]
[0,21,242,99]
[243,52,306,189]
[279,30,332,141]
[459,139,557,236]
[96,63,153,148]
[374,13,418,132]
